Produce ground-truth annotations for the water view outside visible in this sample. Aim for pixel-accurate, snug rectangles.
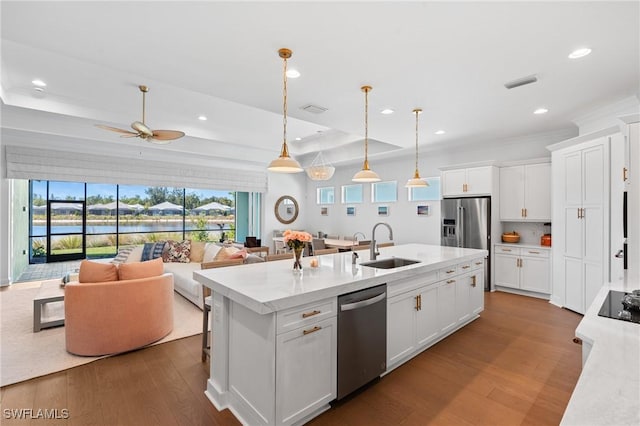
[30,181,236,262]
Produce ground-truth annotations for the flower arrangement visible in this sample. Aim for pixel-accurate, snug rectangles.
[282,230,313,250]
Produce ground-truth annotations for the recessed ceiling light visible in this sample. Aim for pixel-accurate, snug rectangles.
[295,137,302,141]
[568,48,592,59]
[434,130,446,135]
[380,109,394,115]
[31,79,46,87]
[198,115,207,121]
[286,69,300,78]
[534,108,549,115]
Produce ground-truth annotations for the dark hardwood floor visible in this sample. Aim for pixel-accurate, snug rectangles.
[1,291,582,425]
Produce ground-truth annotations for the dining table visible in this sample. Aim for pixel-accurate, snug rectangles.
[323,238,359,250]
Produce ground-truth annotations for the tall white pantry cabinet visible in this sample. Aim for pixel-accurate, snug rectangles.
[548,128,620,313]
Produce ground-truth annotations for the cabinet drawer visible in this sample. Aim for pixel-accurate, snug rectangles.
[495,245,519,255]
[469,258,485,270]
[387,271,438,298]
[439,265,458,278]
[277,298,337,334]
[520,248,550,258]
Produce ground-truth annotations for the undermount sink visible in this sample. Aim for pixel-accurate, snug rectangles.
[360,257,421,269]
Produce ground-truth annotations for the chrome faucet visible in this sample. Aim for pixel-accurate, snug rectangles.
[370,222,393,260]
[352,231,366,242]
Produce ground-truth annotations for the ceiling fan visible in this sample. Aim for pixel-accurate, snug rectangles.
[96,85,185,144]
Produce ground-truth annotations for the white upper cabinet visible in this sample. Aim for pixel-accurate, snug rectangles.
[499,163,551,221]
[442,166,495,197]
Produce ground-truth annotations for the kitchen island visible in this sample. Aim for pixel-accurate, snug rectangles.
[561,277,640,426]
[194,244,487,425]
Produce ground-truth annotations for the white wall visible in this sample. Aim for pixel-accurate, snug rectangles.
[263,172,308,252]
[303,130,566,246]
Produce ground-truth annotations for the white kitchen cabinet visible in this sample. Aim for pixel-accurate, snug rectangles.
[276,316,337,425]
[442,166,495,197]
[437,279,457,334]
[494,244,551,295]
[556,138,609,314]
[499,163,551,221]
[387,290,418,366]
[387,257,485,370]
[387,284,439,367]
[275,301,337,425]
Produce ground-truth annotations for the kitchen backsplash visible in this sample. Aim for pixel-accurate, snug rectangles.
[501,222,549,245]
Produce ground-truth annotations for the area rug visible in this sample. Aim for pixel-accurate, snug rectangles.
[0,286,202,387]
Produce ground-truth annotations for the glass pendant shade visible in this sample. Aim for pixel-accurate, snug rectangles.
[353,85,381,182]
[405,108,429,188]
[268,48,303,173]
[306,152,335,180]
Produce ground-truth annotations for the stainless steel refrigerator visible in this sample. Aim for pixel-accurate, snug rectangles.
[441,197,491,290]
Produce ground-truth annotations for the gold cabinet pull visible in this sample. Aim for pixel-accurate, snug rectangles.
[524,208,527,218]
[521,208,525,217]
[623,167,628,182]
[303,326,322,335]
[418,294,422,311]
[528,251,540,254]
[446,269,455,274]
[577,208,581,219]
[462,265,470,269]
[475,261,483,265]
[415,295,420,311]
[447,279,455,284]
[581,208,585,218]
[302,310,321,318]
[501,248,512,252]
[471,276,477,287]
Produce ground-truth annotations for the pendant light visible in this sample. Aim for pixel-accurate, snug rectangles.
[306,151,335,180]
[268,48,303,173]
[406,108,429,188]
[352,85,381,182]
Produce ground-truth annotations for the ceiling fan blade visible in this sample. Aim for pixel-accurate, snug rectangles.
[151,130,186,141]
[95,124,138,136]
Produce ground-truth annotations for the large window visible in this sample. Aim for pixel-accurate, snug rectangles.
[29,180,238,263]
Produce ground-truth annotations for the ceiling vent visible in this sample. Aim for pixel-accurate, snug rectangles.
[301,104,328,114]
[504,74,538,90]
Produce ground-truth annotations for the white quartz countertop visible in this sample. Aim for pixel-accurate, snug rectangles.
[194,244,487,314]
[560,278,640,426]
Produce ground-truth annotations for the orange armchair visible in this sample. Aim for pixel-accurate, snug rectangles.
[64,273,174,356]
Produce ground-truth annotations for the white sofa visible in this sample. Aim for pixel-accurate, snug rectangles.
[121,242,263,309]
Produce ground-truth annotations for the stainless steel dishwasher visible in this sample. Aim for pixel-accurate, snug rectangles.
[337,283,387,400]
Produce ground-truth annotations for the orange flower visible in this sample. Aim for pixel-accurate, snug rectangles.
[283,230,312,249]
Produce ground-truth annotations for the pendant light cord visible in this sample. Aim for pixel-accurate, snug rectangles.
[362,86,372,169]
[414,109,419,174]
[282,53,288,150]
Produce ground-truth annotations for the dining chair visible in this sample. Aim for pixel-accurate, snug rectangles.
[200,258,244,362]
[313,248,339,255]
[266,253,294,261]
[274,239,288,254]
[312,238,326,252]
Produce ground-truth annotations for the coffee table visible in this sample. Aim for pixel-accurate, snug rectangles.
[33,279,65,332]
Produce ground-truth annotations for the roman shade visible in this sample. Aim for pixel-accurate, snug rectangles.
[4,146,268,193]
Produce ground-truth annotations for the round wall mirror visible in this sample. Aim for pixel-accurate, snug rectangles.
[274,195,299,224]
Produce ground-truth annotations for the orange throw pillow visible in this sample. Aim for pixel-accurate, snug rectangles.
[118,257,164,280]
[78,260,119,283]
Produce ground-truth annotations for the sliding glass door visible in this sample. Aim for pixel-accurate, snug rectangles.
[46,200,86,262]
